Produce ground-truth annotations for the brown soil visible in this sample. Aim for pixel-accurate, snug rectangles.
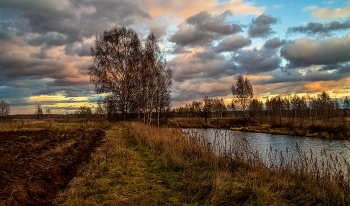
[0,129,104,206]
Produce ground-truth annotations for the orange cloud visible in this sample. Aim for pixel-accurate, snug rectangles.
[311,1,350,19]
[303,77,350,95]
[142,0,264,20]
[333,89,346,93]
[30,95,88,102]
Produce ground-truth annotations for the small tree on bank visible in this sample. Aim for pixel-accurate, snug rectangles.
[0,100,10,120]
[35,104,43,119]
[231,75,253,126]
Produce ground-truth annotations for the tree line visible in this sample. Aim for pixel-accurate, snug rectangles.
[171,75,350,128]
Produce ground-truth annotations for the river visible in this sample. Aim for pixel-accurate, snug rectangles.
[183,128,350,178]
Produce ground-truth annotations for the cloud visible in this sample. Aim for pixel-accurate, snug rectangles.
[263,37,286,49]
[233,47,281,74]
[303,5,318,11]
[318,63,350,74]
[186,11,242,35]
[215,34,251,52]
[65,42,92,56]
[141,0,264,21]
[287,19,350,35]
[0,0,151,46]
[170,11,242,47]
[333,89,346,93]
[171,76,234,103]
[169,50,237,82]
[310,1,350,19]
[281,34,350,68]
[30,48,48,59]
[272,5,284,9]
[248,14,279,38]
[169,25,216,47]
[170,45,190,54]
[150,25,168,38]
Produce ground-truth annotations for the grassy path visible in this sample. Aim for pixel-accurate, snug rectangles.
[54,128,190,205]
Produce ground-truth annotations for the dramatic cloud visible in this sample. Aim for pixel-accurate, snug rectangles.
[248,14,279,38]
[169,25,217,47]
[318,63,350,74]
[281,34,350,68]
[0,0,151,50]
[233,47,281,74]
[1,0,350,113]
[169,51,237,82]
[287,19,350,35]
[215,34,251,52]
[186,11,242,35]
[170,11,242,47]
[263,37,286,49]
[150,26,168,38]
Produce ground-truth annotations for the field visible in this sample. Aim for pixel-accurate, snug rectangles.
[0,129,104,205]
[0,119,349,205]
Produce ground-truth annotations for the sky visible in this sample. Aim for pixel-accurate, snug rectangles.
[0,0,350,114]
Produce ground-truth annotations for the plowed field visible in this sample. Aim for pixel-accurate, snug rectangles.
[0,129,104,206]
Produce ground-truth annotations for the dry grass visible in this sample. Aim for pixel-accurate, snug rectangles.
[3,119,348,205]
[0,119,115,131]
[125,122,350,204]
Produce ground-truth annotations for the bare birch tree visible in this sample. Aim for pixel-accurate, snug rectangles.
[88,27,172,123]
[88,27,142,121]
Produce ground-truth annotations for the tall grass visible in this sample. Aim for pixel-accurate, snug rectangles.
[127,122,350,205]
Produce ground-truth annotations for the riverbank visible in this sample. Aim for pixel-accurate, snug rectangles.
[167,117,350,139]
[55,122,349,205]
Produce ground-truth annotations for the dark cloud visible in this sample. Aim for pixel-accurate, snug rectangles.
[169,51,237,82]
[28,32,77,48]
[281,36,350,68]
[215,34,251,52]
[150,26,167,38]
[287,19,350,36]
[170,11,242,47]
[0,0,150,43]
[171,88,229,102]
[169,25,214,47]
[248,14,279,38]
[233,48,281,74]
[170,45,190,54]
[65,42,92,56]
[253,67,350,86]
[29,48,48,59]
[318,63,350,74]
[263,37,286,50]
[186,11,242,35]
